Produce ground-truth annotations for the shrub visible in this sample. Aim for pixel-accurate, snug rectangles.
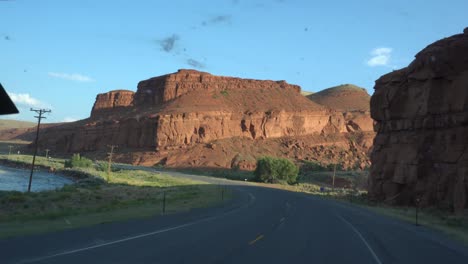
[95,161,119,172]
[5,192,27,203]
[64,154,93,168]
[254,156,298,184]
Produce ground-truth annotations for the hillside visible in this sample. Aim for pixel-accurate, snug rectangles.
[0,122,65,141]
[0,119,36,130]
[307,84,370,112]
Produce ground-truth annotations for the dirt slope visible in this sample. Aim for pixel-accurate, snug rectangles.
[307,84,370,112]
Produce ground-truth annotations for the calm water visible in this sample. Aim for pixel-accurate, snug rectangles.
[0,165,73,192]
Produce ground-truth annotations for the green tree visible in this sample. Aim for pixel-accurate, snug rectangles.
[254,156,298,185]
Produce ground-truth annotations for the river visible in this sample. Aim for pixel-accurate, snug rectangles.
[0,165,73,192]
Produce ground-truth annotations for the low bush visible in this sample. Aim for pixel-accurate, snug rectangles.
[64,154,93,169]
[95,161,120,172]
[254,156,298,184]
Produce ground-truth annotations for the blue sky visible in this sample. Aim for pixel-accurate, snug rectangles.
[1,0,467,122]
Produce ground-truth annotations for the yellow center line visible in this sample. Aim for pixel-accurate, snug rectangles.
[248,234,265,245]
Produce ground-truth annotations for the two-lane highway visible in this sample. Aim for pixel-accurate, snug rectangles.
[1,175,468,264]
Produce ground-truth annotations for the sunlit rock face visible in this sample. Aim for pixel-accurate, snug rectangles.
[306,84,375,138]
[90,90,134,118]
[38,69,371,169]
[369,29,468,211]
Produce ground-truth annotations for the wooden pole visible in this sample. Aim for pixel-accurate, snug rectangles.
[107,145,116,182]
[28,108,51,192]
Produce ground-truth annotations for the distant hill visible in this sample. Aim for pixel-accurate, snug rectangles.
[300,91,314,96]
[306,84,370,112]
[0,119,64,142]
[0,119,36,130]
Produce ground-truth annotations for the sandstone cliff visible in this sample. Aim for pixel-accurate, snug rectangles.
[306,84,374,152]
[36,69,370,170]
[90,90,134,118]
[369,28,468,211]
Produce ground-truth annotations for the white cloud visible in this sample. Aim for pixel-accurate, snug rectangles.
[62,117,78,122]
[367,47,392,67]
[48,72,95,82]
[8,92,43,107]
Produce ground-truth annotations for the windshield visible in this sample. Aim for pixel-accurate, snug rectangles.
[1,1,468,264]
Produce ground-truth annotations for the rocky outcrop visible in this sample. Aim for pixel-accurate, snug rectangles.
[90,90,134,118]
[369,29,468,211]
[153,110,346,150]
[343,111,373,133]
[306,84,375,150]
[133,69,301,108]
[37,69,370,169]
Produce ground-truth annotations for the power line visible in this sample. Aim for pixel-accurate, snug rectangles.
[28,108,51,193]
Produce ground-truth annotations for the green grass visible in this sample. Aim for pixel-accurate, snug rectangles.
[0,155,231,238]
[0,154,65,170]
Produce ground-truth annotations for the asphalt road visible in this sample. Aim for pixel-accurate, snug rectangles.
[1,172,468,264]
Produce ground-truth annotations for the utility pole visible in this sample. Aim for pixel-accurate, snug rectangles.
[332,163,336,192]
[415,197,421,226]
[107,145,117,182]
[45,149,50,159]
[8,145,13,157]
[28,108,51,192]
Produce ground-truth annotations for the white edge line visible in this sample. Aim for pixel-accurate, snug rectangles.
[20,189,256,264]
[336,214,383,264]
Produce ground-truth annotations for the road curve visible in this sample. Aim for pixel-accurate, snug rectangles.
[1,173,468,264]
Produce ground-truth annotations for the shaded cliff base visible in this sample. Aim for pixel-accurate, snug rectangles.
[84,132,374,171]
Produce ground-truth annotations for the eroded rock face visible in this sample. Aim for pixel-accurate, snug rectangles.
[38,69,370,169]
[133,69,301,107]
[154,110,346,149]
[306,84,374,133]
[91,90,134,118]
[369,29,468,210]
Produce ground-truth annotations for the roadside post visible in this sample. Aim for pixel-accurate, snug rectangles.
[8,145,13,158]
[162,191,166,215]
[415,197,421,226]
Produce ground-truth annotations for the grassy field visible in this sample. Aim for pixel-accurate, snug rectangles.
[0,155,231,238]
[0,154,64,169]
